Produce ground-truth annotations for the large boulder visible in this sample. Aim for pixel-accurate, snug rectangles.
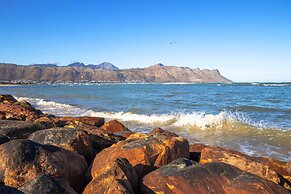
[0,139,87,192]
[83,158,138,194]
[200,146,291,190]
[0,102,43,121]
[52,117,104,128]
[28,127,93,163]
[19,174,76,194]
[141,158,289,194]
[0,120,44,139]
[91,128,189,179]
[99,120,130,133]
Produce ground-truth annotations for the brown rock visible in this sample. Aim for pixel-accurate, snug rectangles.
[200,146,291,190]
[0,111,5,120]
[0,139,87,192]
[0,120,44,139]
[99,120,130,133]
[34,116,55,129]
[0,94,17,104]
[0,103,43,121]
[91,128,189,179]
[84,158,138,194]
[28,127,93,163]
[141,158,289,194]
[19,174,76,194]
[52,116,104,127]
[189,143,208,162]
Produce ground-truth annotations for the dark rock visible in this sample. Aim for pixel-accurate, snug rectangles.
[0,95,17,103]
[141,159,289,194]
[0,139,87,192]
[189,143,208,162]
[84,158,137,194]
[28,127,93,163]
[91,129,189,179]
[0,135,9,144]
[200,146,291,190]
[0,184,23,194]
[19,174,76,194]
[0,120,44,139]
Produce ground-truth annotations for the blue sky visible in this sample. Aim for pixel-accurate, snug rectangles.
[0,0,290,82]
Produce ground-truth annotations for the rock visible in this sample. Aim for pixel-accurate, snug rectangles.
[84,158,138,194]
[141,159,289,194]
[99,120,130,133]
[0,120,44,139]
[91,128,189,179]
[0,139,87,192]
[0,185,23,194]
[200,146,291,190]
[14,100,32,108]
[52,116,104,128]
[28,127,93,163]
[19,174,76,194]
[0,111,5,120]
[34,116,55,129]
[0,103,43,121]
[189,143,207,162]
[0,135,9,144]
[0,95,17,104]
[117,131,135,139]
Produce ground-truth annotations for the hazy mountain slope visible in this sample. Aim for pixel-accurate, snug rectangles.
[0,63,231,83]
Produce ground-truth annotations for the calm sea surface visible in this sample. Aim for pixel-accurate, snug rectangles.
[1,83,290,161]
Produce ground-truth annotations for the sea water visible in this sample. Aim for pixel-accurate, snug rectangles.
[1,83,290,161]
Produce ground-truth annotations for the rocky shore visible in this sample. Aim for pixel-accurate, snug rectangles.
[0,94,290,194]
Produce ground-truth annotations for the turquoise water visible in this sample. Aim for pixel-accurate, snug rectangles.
[1,83,290,161]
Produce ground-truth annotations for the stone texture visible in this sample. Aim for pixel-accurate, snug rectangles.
[28,127,93,163]
[0,120,44,139]
[84,158,138,194]
[141,158,289,194]
[99,120,130,133]
[91,128,189,179]
[0,135,9,145]
[0,139,87,192]
[19,174,76,194]
[0,185,23,194]
[52,116,104,128]
[200,146,291,190]
[189,143,208,162]
[0,95,17,104]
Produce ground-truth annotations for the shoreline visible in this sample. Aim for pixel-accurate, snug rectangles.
[0,94,290,193]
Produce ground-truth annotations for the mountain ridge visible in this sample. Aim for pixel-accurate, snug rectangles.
[0,62,232,83]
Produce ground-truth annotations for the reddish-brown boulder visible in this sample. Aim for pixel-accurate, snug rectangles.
[0,139,87,192]
[28,127,93,163]
[99,120,130,133]
[83,158,138,194]
[0,95,17,104]
[91,128,189,179]
[52,117,104,128]
[0,103,43,121]
[141,158,289,194]
[34,116,55,129]
[200,146,291,190]
[0,120,44,139]
[189,143,208,162]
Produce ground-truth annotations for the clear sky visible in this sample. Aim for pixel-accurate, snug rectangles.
[0,0,290,82]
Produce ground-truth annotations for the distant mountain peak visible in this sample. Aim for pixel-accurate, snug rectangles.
[68,62,85,67]
[96,62,119,70]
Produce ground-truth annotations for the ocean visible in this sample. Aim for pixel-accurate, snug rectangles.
[1,83,290,161]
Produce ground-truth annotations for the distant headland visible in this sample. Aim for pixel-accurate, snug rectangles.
[0,62,232,84]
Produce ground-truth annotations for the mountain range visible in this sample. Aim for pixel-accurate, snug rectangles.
[0,62,231,83]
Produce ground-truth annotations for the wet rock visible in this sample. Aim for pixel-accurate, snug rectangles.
[0,120,44,139]
[28,127,93,163]
[34,116,55,129]
[189,143,208,162]
[0,103,43,121]
[0,135,9,144]
[0,139,87,192]
[91,128,189,179]
[19,174,76,194]
[84,158,138,194]
[0,184,23,194]
[99,120,130,133]
[200,146,291,190]
[52,116,104,128]
[14,100,32,108]
[0,95,17,104]
[141,159,289,194]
